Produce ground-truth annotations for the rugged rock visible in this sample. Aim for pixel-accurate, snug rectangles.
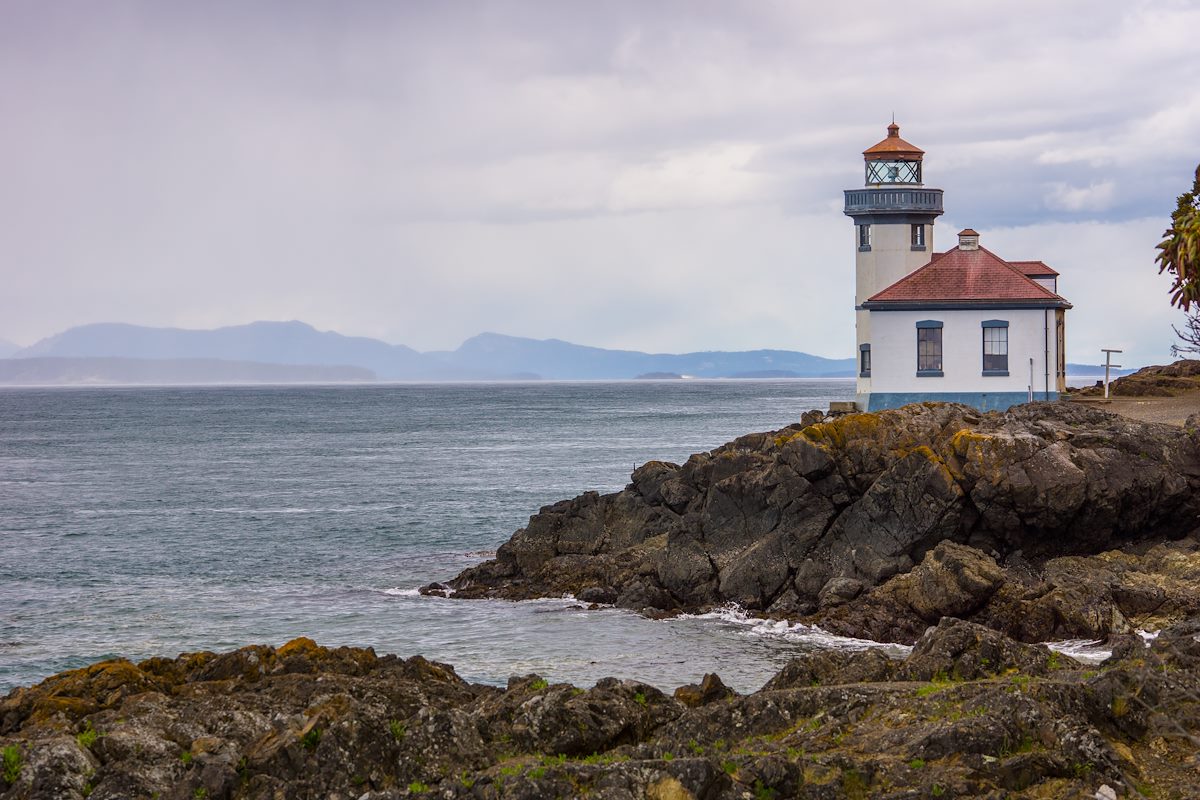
[1072,359,1200,397]
[437,401,1200,643]
[3,631,1199,798]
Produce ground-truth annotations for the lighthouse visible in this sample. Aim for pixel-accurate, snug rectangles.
[844,123,945,409]
[845,123,1070,412]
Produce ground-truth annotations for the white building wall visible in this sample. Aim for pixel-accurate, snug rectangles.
[868,307,1059,399]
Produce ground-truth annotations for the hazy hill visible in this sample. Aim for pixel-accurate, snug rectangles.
[14,321,463,380]
[16,322,856,380]
[0,357,374,386]
[430,333,856,379]
[0,338,19,358]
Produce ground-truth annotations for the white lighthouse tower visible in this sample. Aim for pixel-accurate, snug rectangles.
[844,123,944,410]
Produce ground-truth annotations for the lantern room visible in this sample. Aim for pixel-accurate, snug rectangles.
[863,122,924,185]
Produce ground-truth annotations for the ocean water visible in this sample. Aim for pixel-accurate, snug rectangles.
[3,380,925,695]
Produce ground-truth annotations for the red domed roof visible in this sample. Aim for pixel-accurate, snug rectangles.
[863,122,924,161]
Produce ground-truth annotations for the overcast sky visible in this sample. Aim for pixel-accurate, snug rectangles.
[2,1,1198,366]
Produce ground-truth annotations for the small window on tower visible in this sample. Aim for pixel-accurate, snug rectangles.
[911,224,925,248]
[859,344,871,377]
[858,224,871,250]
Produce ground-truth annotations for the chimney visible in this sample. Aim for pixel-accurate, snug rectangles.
[958,228,980,251]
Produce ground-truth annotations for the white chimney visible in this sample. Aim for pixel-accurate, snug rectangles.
[958,228,980,251]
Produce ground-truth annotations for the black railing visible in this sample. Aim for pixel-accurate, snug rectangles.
[844,187,943,215]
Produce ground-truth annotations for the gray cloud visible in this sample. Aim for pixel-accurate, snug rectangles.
[1,0,1196,366]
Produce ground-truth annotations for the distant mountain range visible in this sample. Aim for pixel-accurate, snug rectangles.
[0,320,1135,385]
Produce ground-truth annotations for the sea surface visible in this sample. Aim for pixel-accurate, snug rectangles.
[0,380,1109,696]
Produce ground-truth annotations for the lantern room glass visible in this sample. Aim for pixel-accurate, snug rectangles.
[866,159,921,185]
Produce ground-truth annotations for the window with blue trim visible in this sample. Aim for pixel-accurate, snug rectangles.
[916,321,942,374]
[982,320,1008,374]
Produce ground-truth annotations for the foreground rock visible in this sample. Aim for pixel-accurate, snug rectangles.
[435,402,1200,643]
[3,626,1200,798]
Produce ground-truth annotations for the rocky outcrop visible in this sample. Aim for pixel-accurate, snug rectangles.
[1072,358,1200,397]
[437,402,1200,642]
[3,628,1199,799]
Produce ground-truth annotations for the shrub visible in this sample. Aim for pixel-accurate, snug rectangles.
[300,727,321,751]
[2,745,22,784]
[76,720,99,749]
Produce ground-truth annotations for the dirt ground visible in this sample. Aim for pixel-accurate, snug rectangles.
[1065,389,1200,427]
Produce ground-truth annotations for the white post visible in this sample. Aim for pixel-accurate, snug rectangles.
[1101,349,1123,400]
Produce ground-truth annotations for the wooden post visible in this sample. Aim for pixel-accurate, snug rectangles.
[1101,349,1123,400]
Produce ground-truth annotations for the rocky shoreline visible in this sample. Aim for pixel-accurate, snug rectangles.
[432,402,1200,646]
[5,399,1200,798]
[2,621,1200,799]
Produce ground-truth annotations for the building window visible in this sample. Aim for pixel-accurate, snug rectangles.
[982,320,1009,374]
[916,321,943,375]
[858,224,871,250]
[911,224,925,249]
[859,344,871,377]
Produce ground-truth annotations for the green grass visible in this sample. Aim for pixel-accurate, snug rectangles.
[390,720,406,741]
[841,769,868,800]
[76,720,99,749]
[300,727,321,751]
[908,758,926,769]
[407,781,429,793]
[180,750,193,765]
[1008,674,1032,693]
[634,691,647,706]
[530,678,549,691]
[662,751,674,761]
[2,745,21,784]
[721,760,737,775]
[753,779,778,799]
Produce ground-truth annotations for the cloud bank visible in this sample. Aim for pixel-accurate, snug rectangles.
[1,0,1196,366]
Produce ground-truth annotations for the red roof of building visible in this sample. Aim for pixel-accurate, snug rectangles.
[1009,260,1060,278]
[863,123,924,161]
[866,246,1069,306]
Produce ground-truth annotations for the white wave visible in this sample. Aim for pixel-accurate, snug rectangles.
[1044,638,1110,663]
[382,587,422,597]
[1046,629,1160,664]
[680,604,913,655]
